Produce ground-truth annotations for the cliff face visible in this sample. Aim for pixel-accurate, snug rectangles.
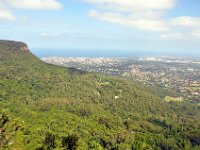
[0,40,29,52]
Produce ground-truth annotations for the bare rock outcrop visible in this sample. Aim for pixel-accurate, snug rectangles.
[0,40,29,52]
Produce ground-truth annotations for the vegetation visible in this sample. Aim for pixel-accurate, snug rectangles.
[0,41,200,149]
[164,96,183,102]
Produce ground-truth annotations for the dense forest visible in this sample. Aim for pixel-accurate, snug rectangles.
[0,40,200,150]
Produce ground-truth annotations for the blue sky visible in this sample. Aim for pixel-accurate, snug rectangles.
[0,0,200,57]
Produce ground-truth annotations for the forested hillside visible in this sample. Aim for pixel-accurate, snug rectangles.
[0,40,200,150]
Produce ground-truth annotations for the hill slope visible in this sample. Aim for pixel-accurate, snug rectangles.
[0,40,200,150]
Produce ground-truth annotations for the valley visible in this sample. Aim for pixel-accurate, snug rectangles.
[42,56,200,103]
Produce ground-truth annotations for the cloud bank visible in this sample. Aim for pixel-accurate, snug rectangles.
[5,0,62,10]
[85,0,200,40]
[85,0,175,11]
[0,0,62,21]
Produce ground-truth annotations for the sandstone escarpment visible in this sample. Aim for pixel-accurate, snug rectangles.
[0,40,29,52]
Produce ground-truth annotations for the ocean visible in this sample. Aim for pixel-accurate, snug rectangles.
[31,48,200,59]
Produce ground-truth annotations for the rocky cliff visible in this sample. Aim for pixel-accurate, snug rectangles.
[0,40,29,52]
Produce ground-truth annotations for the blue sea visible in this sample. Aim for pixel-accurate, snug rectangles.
[31,48,200,59]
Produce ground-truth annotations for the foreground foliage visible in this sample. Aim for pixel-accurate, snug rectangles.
[0,42,200,149]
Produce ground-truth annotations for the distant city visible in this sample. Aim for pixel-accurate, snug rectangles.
[42,56,200,103]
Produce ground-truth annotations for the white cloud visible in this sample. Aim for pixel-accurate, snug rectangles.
[191,30,200,39]
[41,32,61,37]
[160,33,183,40]
[160,30,200,41]
[85,0,177,32]
[169,16,200,28]
[89,10,169,31]
[85,0,175,12]
[0,9,15,21]
[85,0,200,39]
[5,0,62,10]
[0,0,62,21]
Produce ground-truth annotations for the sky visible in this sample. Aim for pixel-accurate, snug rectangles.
[0,0,200,57]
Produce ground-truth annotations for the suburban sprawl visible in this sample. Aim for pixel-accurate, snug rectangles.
[42,56,200,103]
